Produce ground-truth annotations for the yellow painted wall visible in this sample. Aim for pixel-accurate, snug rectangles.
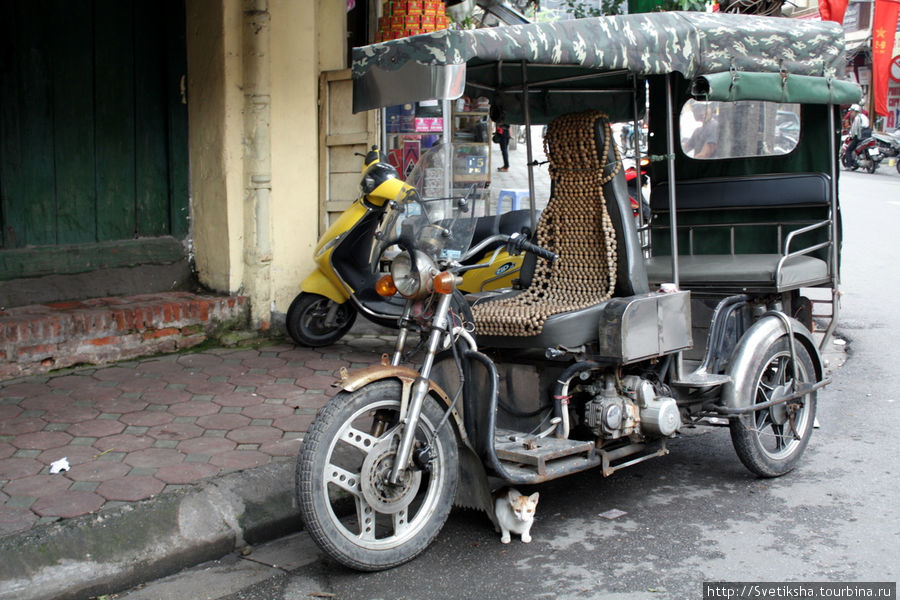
[186,0,350,326]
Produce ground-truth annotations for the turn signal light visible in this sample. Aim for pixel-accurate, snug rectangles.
[432,272,455,295]
[375,274,398,297]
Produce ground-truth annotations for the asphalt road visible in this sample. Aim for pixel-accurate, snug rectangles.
[121,168,900,600]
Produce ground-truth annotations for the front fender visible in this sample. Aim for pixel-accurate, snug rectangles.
[300,269,349,305]
[722,315,824,410]
[338,364,470,446]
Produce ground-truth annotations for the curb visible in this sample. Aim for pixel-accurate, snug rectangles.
[0,461,299,600]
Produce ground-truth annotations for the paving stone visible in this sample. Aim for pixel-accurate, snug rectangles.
[65,460,131,482]
[168,401,220,418]
[226,426,282,445]
[44,422,71,432]
[212,392,264,408]
[276,349,322,362]
[209,450,270,470]
[258,438,303,457]
[13,449,42,458]
[96,476,164,502]
[0,457,43,479]
[267,366,315,380]
[195,413,251,431]
[220,406,243,414]
[208,375,229,383]
[135,358,182,374]
[128,467,158,477]
[303,358,349,372]
[93,367,143,382]
[71,437,100,446]
[0,443,14,459]
[124,448,185,468]
[0,417,47,436]
[117,378,168,394]
[154,463,220,484]
[3,474,71,497]
[177,354,224,369]
[0,405,23,420]
[147,423,203,442]
[153,440,179,449]
[204,363,253,378]
[172,416,197,424]
[184,381,236,396]
[273,414,315,433]
[341,351,387,364]
[157,371,211,386]
[146,404,169,412]
[293,374,340,392]
[95,433,154,453]
[31,490,105,518]
[184,454,211,463]
[66,419,126,438]
[139,390,192,406]
[123,426,150,436]
[177,437,236,455]
[228,373,276,387]
[254,383,307,401]
[91,397,148,414]
[96,451,127,462]
[4,495,37,509]
[241,403,293,420]
[287,393,330,410]
[41,405,100,424]
[120,412,175,427]
[219,349,264,361]
[249,419,273,427]
[241,356,287,370]
[38,445,101,467]
[13,431,72,450]
[166,383,188,391]
[70,481,100,492]
[0,382,53,398]
[47,375,96,391]
[0,505,38,536]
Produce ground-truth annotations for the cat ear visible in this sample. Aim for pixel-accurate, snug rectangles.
[508,488,521,501]
[529,492,539,503]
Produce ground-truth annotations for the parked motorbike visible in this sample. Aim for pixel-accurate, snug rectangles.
[840,134,884,173]
[296,11,852,572]
[286,147,531,346]
[871,129,900,175]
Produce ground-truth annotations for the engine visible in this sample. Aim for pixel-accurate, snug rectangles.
[583,375,680,440]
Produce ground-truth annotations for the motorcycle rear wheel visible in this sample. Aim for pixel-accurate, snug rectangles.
[286,292,357,347]
[296,380,458,571]
[729,338,817,477]
[866,160,878,174]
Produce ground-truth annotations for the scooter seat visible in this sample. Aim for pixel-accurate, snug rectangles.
[645,253,829,292]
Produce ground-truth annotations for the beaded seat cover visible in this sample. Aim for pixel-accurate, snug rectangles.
[471,111,619,337]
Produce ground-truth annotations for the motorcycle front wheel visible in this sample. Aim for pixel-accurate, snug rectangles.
[729,338,817,478]
[296,380,458,571]
[286,292,357,347]
[866,160,879,174]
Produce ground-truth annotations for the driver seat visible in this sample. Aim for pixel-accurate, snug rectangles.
[472,111,649,349]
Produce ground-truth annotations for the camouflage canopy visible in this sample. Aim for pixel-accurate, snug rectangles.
[352,11,860,119]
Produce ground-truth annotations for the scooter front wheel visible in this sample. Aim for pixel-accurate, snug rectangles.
[286,292,357,347]
[296,380,458,571]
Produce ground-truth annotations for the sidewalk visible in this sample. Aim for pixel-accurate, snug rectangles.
[0,327,395,600]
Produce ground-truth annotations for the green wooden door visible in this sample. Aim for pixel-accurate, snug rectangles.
[0,0,188,278]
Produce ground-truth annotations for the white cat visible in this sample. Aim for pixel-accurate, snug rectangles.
[494,488,539,544]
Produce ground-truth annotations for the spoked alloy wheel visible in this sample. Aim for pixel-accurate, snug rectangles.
[296,380,458,571]
[286,292,357,347]
[730,338,817,478]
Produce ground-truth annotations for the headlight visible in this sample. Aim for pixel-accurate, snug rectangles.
[390,251,436,298]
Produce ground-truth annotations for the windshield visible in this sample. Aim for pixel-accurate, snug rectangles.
[381,143,484,262]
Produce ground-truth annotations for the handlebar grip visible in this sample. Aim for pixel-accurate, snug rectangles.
[508,233,557,262]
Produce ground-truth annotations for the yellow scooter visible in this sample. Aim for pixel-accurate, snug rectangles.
[286,146,529,346]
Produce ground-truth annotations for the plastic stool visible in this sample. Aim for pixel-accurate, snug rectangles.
[497,188,530,213]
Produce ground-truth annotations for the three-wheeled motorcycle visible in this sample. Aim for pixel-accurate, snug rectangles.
[295,11,860,571]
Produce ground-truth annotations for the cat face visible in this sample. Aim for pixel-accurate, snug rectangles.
[509,490,539,522]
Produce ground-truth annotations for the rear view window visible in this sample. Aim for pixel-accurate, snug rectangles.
[680,100,800,159]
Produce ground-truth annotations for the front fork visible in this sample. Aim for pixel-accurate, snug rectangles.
[389,292,454,483]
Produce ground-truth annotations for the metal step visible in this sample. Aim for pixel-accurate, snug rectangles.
[494,428,595,477]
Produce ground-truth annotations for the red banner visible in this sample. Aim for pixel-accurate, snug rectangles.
[873,0,900,117]
[819,0,849,24]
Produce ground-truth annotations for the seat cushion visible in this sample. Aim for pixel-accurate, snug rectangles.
[473,294,611,348]
[645,254,828,291]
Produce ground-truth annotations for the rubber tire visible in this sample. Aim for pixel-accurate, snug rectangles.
[286,292,357,347]
[730,338,817,478]
[296,380,458,571]
[896,159,900,176]
[866,160,878,174]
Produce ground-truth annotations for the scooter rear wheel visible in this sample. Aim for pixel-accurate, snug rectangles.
[286,292,357,347]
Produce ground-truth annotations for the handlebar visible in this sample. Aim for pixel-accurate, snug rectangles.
[458,233,557,264]
[508,232,558,262]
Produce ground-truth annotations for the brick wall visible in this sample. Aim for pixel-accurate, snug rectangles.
[0,293,249,379]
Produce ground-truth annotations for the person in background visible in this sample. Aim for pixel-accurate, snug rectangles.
[683,102,719,159]
[845,103,870,165]
[496,123,511,171]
